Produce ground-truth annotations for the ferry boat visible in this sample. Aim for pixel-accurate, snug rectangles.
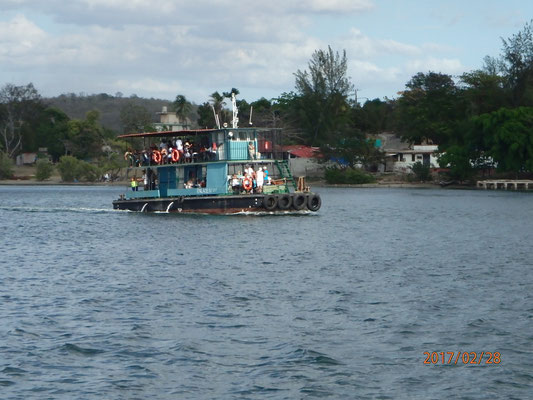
[112,101,321,214]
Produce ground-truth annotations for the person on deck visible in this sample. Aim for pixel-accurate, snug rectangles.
[231,174,240,194]
[130,177,138,191]
[245,165,254,178]
[256,166,264,193]
[248,142,256,160]
[143,172,148,190]
[263,166,270,185]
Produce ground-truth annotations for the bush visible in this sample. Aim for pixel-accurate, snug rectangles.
[35,159,54,181]
[410,161,432,181]
[57,155,102,182]
[78,162,101,182]
[0,152,14,179]
[325,166,376,184]
[57,155,81,181]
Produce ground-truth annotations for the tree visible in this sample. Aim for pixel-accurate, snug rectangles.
[352,98,395,134]
[65,110,108,159]
[293,46,354,145]
[460,70,508,116]
[395,72,466,145]
[500,20,533,106]
[0,83,42,158]
[474,107,533,173]
[222,88,240,98]
[319,131,384,170]
[34,107,70,161]
[120,103,153,133]
[172,94,192,122]
[197,102,215,128]
[209,91,227,126]
[0,151,14,179]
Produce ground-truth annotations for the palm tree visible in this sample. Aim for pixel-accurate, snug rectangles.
[173,94,192,123]
[209,91,227,126]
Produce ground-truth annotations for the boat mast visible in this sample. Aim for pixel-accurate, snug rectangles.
[232,92,239,129]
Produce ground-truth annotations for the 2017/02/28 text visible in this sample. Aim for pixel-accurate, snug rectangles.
[423,352,501,365]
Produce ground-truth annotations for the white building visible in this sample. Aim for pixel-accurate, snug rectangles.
[154,106,190,131]
[375,133,441,173]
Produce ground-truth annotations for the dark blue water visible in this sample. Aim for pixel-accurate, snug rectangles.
[1,185,532,399]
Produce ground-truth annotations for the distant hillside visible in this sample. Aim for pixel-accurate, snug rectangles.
[44,93,189,134]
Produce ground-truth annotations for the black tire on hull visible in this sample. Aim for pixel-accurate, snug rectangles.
[292,193,307,210]
[277,194,292,210]
[307,194,321,212]
[263,195,277,211]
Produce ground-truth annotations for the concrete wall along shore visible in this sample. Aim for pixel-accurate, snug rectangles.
[477,180,533,190]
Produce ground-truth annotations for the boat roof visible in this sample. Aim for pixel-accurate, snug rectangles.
[118,127,278,139]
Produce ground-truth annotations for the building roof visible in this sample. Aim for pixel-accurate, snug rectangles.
[282,145,320,158]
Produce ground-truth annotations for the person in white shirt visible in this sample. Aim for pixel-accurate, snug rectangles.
[245,165,254,177]
[255,166,264,193]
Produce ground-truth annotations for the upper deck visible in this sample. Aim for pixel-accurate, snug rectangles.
[119,127,283,164]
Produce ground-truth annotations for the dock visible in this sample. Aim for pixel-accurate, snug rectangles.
[477,180,533,190]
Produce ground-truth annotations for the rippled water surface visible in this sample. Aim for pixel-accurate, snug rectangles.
[1,185,532,399]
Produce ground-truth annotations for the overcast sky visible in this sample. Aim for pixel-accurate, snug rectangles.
[1,0,531,104]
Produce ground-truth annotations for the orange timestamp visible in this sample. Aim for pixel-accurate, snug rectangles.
[423,351,501,365]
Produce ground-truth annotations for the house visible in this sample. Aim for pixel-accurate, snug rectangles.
[282,145,323,178]
[154,106,190,131]
[374,132,441,173]
[15,152,37,165]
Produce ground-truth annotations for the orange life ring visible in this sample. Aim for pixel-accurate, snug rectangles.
[152,150,162,164]
[171,148,180,162]
[243,177,253,191]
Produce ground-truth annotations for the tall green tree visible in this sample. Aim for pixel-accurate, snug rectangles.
[0,83,43,158]
[34,107,70,161]
[395,72,466,145]
[293,46,354,145]
[500,20,533,106]
[460,70,508,116]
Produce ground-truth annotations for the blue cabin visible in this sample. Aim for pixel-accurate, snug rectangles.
[119,127,291,200]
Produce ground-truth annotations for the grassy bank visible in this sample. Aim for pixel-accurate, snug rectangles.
[0,164,127,186]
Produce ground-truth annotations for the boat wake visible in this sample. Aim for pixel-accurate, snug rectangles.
[0,205,122,214]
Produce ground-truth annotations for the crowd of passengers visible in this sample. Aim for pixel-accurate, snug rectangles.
[130,164,272,193]
[229,164,271,194]
[124,138,218,167]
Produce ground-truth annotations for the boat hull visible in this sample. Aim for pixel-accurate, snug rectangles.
[112,193,321,214]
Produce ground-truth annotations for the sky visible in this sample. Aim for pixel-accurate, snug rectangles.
[1,0,532,105]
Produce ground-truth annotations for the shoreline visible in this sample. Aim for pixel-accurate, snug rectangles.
[0,178,470,190]
[0,179,128,186]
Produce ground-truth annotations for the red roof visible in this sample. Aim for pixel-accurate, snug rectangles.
[282,145,320,158]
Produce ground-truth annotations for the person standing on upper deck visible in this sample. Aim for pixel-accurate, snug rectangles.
[248,141,256,160]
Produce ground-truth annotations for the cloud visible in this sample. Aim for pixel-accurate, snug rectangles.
[341,29,421,59]
[405,57,464,75]
[289,0,374,14]
[0,1,477,103]
[0,15,47,59]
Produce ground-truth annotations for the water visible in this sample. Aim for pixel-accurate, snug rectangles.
[1,185,532,399]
